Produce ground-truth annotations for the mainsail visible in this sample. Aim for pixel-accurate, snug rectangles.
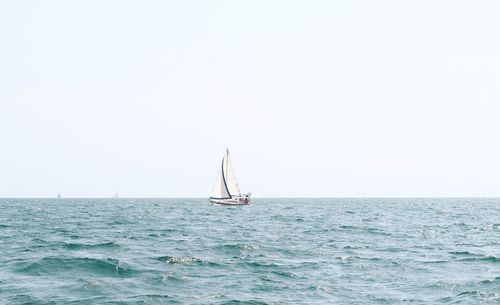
[224,150,241,197]
[210,149,241,199]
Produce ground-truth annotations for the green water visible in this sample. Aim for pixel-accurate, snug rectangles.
[0,198,498,304]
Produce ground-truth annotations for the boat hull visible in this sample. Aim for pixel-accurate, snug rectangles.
[209,198,251,206]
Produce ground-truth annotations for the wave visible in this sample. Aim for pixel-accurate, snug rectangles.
[455,290,498,300]
[422,255,499,264]
[23,240,120,252]
[364,227,392,236]
[214,243,258,254]
[5,294,57,305]
[457,290,481,296]
[459,256,499,263]
[156,255,221,267]
[30,238,51,244]
[217,300,269,305]
[339,225,356,230]
[157,255,202,265]
[270,215,285,221]
[449,250,476,256]
[131,294,175,300]
[449,251,499,262]
[343,245,368,250]
[239,261,282,269]
[337,225,392,236]
[271,270,300,279]
[15,257,137,277]
[63,241,120,250]
[160,272,187,283]
[480,276,500,284]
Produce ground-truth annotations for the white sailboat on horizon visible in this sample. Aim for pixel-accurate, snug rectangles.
[209,149,251,205]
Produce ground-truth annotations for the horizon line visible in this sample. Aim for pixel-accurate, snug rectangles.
[0,196,499,199]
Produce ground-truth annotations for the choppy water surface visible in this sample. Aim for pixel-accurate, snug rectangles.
[0,198,498,304]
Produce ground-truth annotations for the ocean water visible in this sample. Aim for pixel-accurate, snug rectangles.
[0,198,498,305]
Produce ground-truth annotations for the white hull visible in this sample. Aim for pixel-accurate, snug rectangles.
[209,197,251,206]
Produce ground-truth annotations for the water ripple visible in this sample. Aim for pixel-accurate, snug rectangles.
[0,198,498,304]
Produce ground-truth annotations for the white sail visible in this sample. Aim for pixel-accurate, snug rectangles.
[224,150,241,197]
[209,149,251,205]
[210,164,231,199]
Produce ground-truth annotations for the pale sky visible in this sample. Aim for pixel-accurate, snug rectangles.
[0,1,499,197]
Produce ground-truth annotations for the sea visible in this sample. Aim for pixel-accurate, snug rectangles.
[0,198,498,305]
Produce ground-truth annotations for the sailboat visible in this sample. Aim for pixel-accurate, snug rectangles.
[57,193,61,199]
[209,149,251,205]
[113,191,119,198]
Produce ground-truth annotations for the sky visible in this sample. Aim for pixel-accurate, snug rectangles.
[0,0,499,197]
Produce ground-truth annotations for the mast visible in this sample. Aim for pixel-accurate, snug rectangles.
[221,149,231,198]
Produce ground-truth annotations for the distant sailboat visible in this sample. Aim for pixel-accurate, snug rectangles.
[113,191,119,198]
[57,193,61,199]
[210,149,251,205]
